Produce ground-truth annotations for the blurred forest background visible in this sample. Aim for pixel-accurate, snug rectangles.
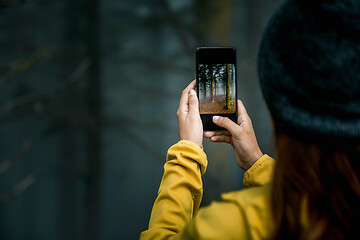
[0,0,282,239]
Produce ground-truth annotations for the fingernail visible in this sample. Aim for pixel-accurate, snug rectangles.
[189,89,196,96]
[213,116,220,121]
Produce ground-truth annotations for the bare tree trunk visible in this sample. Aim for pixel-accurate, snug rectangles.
[211,64,214,103]
[204,79,206,97]
[59,127,77,240]
[58,1,82,239]
[214,75,217,96]
[225,64,230,109]
[203,66,206,97]
[84,0,102,239]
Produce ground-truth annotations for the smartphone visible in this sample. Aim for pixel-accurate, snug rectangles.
[196,47,238,131]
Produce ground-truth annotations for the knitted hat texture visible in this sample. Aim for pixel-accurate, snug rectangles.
[258,0,360,140]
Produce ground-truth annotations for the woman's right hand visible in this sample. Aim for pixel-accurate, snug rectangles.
[204,100,263,171]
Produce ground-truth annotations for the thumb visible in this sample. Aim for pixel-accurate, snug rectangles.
[213,116,239,134]
[188,89,199,115]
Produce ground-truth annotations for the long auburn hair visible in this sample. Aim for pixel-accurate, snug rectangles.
[271,132,360,240]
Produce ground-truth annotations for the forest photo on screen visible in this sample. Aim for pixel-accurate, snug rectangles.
[198,64,236,114]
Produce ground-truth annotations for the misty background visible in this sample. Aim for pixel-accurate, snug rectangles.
[0,0,282,239]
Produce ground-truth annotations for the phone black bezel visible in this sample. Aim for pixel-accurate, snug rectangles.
[196,47,238,131]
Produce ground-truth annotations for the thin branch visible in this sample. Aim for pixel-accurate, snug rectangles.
[57,58,92,92]
[0,140,32,175]
[0,46,52,89]
[0,92,40,115]
[45,110,167,161]
[0,58,91,117]
[0,175,36,205]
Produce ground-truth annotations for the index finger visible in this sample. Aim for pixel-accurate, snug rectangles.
[178,79,196,112]
[237,100,250,125]
[204,131,231,138]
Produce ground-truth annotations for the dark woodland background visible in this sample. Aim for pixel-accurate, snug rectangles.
[0,0,282,239]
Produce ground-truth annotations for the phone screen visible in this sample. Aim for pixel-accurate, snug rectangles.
[196,47,237,131]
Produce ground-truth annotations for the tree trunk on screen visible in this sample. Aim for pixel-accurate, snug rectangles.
[214,75,217,96]
[211,64,214,103]
[203,74,206,97]
[225,64,230,109]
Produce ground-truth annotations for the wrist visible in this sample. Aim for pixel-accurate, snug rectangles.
[248,149,264,169]
[178,139,204,153]
[252,149,264,163]
[180,138,203,150]
[237,149,263,171]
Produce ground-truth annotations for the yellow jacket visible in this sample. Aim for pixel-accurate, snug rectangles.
[140,140,275,240]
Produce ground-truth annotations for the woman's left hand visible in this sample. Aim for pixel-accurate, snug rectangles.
[177,80,203,149]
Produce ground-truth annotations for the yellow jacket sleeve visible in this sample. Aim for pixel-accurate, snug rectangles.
[140,141,275,240]
[243,154,275,187]
[140,140,207,240]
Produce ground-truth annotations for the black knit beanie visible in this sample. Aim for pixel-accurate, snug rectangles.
[258,0,360,141]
